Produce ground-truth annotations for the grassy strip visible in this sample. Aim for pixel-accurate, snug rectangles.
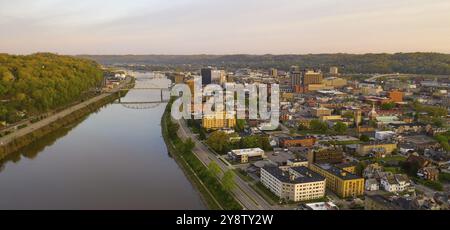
[233,169,255,183]
[414,178,444,191]
[161,100,242,210]
[161,107,221,210]
[250,182,279,206]
[439,172,450,183]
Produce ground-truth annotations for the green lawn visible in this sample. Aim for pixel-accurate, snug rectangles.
[439,172,450,183]
[233,169,255,183]
[251,182,279,206]
[162,101,242,210]
[414,178,444,191]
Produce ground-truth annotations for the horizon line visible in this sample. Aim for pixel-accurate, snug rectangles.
[3,51,449,56]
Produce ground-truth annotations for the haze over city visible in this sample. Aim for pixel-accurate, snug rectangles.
[1,0,450,55]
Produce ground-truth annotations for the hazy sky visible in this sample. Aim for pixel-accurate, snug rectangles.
[1,0,449,55]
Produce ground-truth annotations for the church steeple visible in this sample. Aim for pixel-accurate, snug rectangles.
[368,103,378,121]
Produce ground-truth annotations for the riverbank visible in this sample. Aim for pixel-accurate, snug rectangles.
[0,92,124,161]
[161,99,242,210]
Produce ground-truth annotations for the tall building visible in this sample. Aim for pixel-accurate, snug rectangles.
[213,70,227,85]
[261,166,326,202]
[290,65,301,73]
[202,111,236,130]
[323,77,347,88]
[186,79,195,94]
[201,67,213,85]
[174,73,185,84]
[354,109,362,128]
[269,68,278,77]
[291,71,302,90]
[211,69,225,84]
[330,66,339,75]
[303,70,323,86]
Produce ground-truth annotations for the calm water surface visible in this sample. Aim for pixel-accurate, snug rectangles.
[0,72,205,210]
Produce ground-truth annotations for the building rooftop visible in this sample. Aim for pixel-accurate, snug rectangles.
[262,166,325,184]
[335,162,357,169]
[231,148,264,157]
[288,156,309,163]
[314,163,362,180]
[300,202,339,210]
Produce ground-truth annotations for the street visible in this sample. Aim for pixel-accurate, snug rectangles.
[175,118,277,210]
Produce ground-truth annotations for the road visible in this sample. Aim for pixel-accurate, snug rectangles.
[175,119,276,210]
[414,183,437,197]
[0,78,131,149]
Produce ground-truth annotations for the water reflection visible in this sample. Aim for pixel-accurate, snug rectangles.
[0,73,205,210]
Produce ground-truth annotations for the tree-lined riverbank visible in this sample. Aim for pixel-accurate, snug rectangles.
[161,99,242,210]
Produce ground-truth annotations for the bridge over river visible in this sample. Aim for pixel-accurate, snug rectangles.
[115,76,172,109]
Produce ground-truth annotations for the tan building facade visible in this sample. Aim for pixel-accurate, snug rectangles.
[202,111,236,130]
[357,143,398,156]
[309,163,364,198]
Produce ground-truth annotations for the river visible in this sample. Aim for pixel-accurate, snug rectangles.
[0,72,205,210]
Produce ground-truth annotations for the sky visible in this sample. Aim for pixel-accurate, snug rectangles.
[0,0,449,55]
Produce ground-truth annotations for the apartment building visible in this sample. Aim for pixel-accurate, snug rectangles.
[202,111,236,130]
[309,163,364,198]
[261,166,326,202]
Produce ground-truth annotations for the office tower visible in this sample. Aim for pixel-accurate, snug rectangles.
[269,68,278,77]
[211,69,226,85]
[290,65,301,73]
[291,71,302,88]
[201,67,213,85]
[330,66,339,75]
[302,69,323,86]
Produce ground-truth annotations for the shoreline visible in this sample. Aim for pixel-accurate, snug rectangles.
[160,102,218,210]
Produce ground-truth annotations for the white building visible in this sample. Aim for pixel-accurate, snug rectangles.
[375,131,396,141]
[229,148,266,164]
[365,179,380,191]
[286,158,309,168]
[300,202,339,210]
[261,166,326,202]
[381,174,412,193]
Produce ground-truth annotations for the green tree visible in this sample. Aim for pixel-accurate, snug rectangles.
[181,138,196,154]
[222,171,236,191]
[436,135,450,151]
[342,111,355,119]
[208,162,222,178]
[198,128,207,140]
[240,136,259,149]
[310,120,329,133]
[206,131,229,154]
[381,102,396,110]
[360,134,370,142]
[235,119,246,132]
[333,122,348,134]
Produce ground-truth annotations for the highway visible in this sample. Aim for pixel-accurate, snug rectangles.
[175,118,276,210]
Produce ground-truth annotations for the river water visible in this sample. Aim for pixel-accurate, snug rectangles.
[0,72,205,210]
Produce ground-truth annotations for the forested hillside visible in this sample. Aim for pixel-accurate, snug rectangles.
[81,53,450,75]
[0,53,103,124]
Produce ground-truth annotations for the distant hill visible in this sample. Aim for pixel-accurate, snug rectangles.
[80,53,450,75]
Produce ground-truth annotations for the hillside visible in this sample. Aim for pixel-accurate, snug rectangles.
[0,53,103,124]
[80,53,450,75]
